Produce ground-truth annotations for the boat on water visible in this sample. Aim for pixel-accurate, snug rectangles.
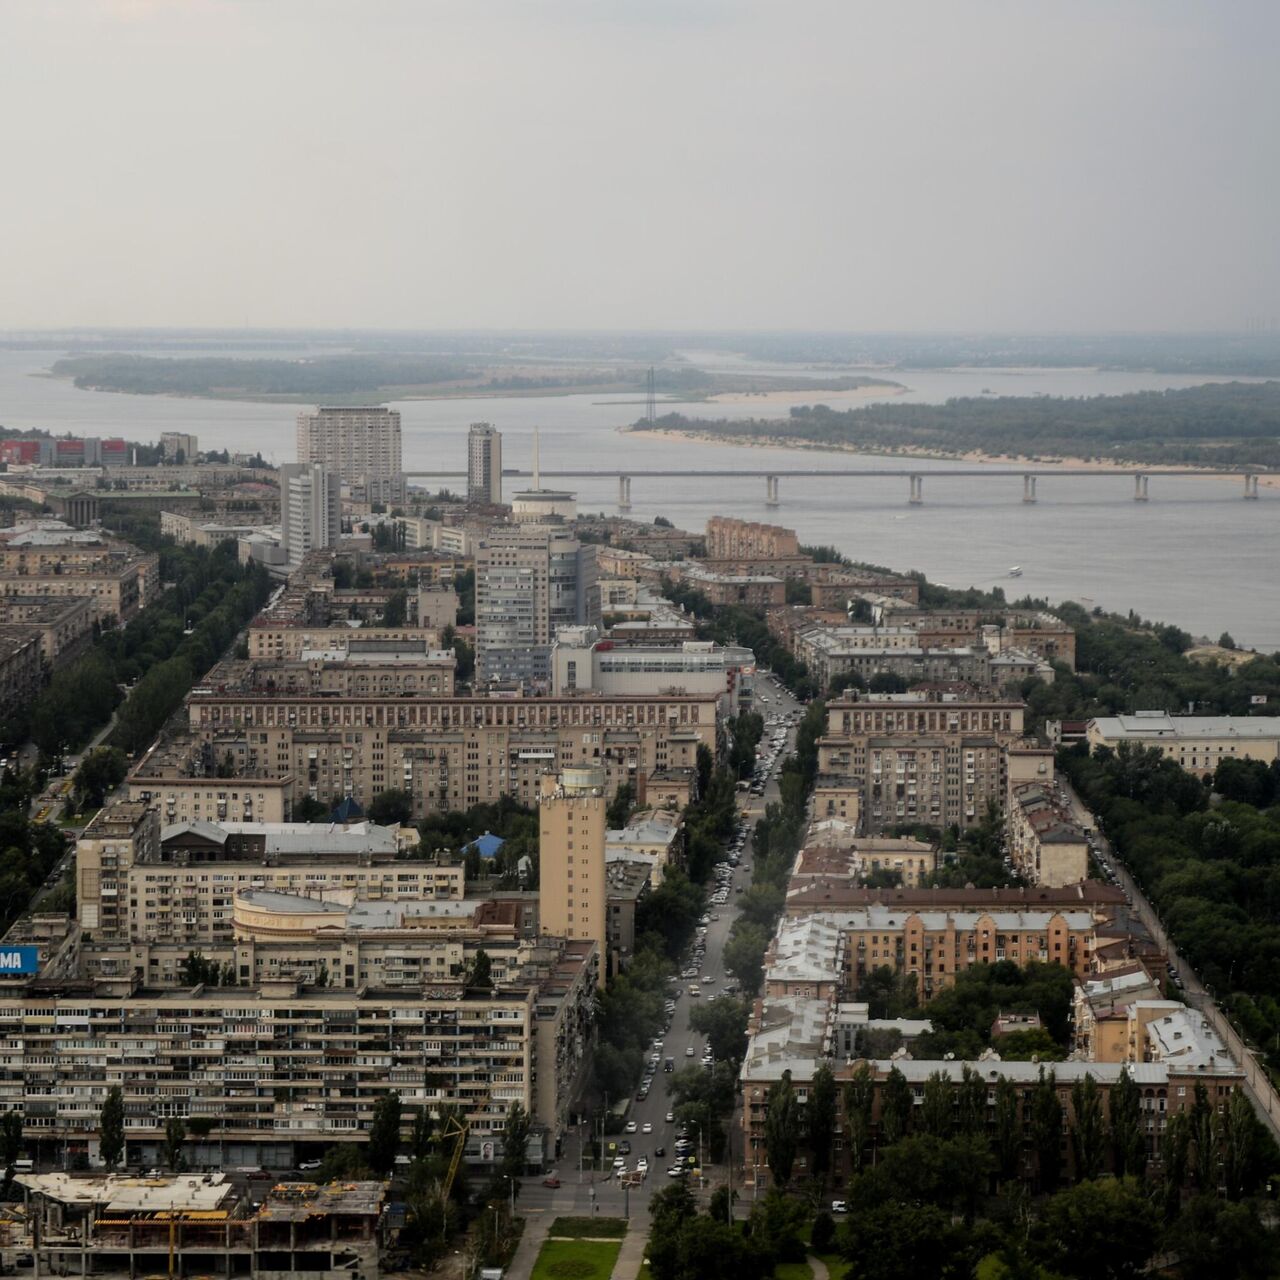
[1008,566,1023,577]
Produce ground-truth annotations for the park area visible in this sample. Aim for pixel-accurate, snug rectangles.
[530,1218,626,1280]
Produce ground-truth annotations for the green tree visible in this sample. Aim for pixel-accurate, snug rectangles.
[317,1143,370,1182]
[1031,1178,1158,1280]
[880,1066,912,1146]
[921,1070,953,1138]
[993,1075,1022,1183]
[1219,1087,1262,1200]
[807,1061,837,1183]
[72,747,128,810]
[956,1065,986,1136]
[689,998,749,1068]
[1029,1069,1063,1193]
[843,1064,874,1173]
[409,1107,434,1164]
[382,589,407,627]
[722,922,768,997]
[368,1091,403,1176]
[1167,1194,1279,1280]
[0,1110,24,1175]
[763,1069,800,1189]
[500,1101,531,1195]
[162,1117,187,1172]
[841,1200,975,1280]
[368,789,413,826]
[606,782,636,828]
[1190,1082,1216,1192]
[1162,1111,1191,1221]
[1070,1073,1105,1182]
[1108,1066,1145,1179]
[99,1086,125,1170]
[468,949,493,991]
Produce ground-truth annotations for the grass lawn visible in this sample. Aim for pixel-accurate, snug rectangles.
[549,1215,628,1239]
[530,1237,623,1280]
[816,1254,848,1280]
[774,1264,813,1280]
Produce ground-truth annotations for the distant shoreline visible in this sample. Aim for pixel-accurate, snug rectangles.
[622,424,1280,488]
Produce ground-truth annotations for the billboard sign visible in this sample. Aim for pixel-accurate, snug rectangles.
[0,947,39,976]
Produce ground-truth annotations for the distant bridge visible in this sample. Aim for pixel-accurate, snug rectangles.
[402,467,1268,508]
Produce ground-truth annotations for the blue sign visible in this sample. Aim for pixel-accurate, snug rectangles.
[0,947,39,976]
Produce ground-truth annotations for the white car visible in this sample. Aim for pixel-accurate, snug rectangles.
[625,1120,637,1133]
[613,1156,626,1169]
[686,1046,695,1056]
[636,1157,649,1174]
[831,1200,848,1214]
[642,1122,652,1134]
[666,1110,675,1122]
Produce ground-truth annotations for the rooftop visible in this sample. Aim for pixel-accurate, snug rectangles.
[1090,712,1280,741]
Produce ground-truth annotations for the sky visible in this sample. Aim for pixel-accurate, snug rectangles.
[1,0,1277,332]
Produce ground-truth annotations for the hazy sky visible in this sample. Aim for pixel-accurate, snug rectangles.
[2,0,1277,332]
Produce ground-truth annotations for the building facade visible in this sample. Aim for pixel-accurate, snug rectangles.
[296,406,405,506]
[467,422,503,505]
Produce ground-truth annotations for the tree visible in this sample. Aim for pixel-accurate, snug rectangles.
[382,589,407,627]
[1031,1178,1158,1280]
[843,1064,874,1173]
[1219,1087,1262,1200]
[500,1101,531,1196]
[292,795,330,822]
[1167,1194,1279,1280]
[0,1110,23,1176]
[162,1117,186,1172]
[722,922,768,998]
[708,1183,738,1224]
[689,998,749,1068]
[72,747,128,810]
[807,1061,837,1183]
[317,1143,370,1182]
[409,1107,434,1164]
[1108,1066,1145,1179]
[368,1091,403,1176]
[1189,1081,1216,1192]
[841,1199,975,1280]
[1029,1068,1063,1192]
[1069,1073,1105,1182]
[921,1071,953,1138]
[100,1086,125,1170]
[606,782,636,828]
[993,1075,1022,1183]
[368,789,412,827]
[763,1069,800,1189]
[468,949,493,991]
[1161,1111,1191,1221]
[956,1065,986,1136]
[880,1066,912,1147]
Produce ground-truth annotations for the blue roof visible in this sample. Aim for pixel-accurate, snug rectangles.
[329,796,364,822]
[467,833,506,859]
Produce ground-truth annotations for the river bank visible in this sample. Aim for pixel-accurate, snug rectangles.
[622,425,1280,487]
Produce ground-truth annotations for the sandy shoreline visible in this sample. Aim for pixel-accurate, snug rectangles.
[620,426,1280,488]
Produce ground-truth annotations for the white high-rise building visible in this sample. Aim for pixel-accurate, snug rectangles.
[281,462,341,569]
[296,406,405,506]
[467,423,503,505]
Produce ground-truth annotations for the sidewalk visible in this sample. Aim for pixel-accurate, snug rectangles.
[504,1207,553,1280]
[612,1226,649,1278]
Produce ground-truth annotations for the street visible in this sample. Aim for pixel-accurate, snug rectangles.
[518,674,806,1231]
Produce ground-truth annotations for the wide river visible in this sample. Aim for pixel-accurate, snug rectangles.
[1,350,1276,650]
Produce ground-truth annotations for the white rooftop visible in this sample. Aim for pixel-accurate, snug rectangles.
[1090,712,1280,741]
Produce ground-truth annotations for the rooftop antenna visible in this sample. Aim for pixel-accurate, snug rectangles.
[532,427,541,490]
[646,366,657,426]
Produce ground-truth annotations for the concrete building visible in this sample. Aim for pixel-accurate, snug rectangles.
[792,825,937,889]
[681,565,785,608]
[0,594,94,668]
[817,692,1024,833]
[296,406,405,506]
[467,421,503,504]
[539,766,608,978]
[160,509,274,549]
[0,626,44,721]
[159,430,199,461]
[180,687,716,818]
[552,628,739,708]
[281,462,342,570]
[606,808,683,880]
[417,584,458,629]
[1007,780,1091,887]
[1086,710,1280,775]
[705,517,800,560]
[475,526,584,689]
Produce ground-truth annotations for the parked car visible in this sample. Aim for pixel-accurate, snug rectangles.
[542,1174,561,1188]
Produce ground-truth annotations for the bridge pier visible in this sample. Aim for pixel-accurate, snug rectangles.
[908,474,923,505]
[765,475,779,507]
[1244,473,1260,499]
[618,475,632,511]
[1023,474,1037,504]
[1134,474,1149,502]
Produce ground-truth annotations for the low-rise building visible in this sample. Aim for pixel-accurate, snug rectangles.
[1086,711,1280,775]
[1007,780,1090,886]
[606,808,683,879]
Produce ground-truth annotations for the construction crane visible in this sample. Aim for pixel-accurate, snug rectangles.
[440,1113,469,1200]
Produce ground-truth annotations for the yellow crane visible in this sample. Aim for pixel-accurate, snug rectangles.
[440,1113,469,1200]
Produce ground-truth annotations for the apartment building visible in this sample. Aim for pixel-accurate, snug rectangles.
[0,627,44,721]
[280,462,341,569]
[791,826,937,889]
[0,595,93,668]
[296,406,405,506]
[0,979,535,1168]
[552,629,738,708]
[705,517,800,560]
[680,565,785,608]
[160,510,275,549]
[467,422,503,504]
[129,733,294,824]
[1086,710,1280,775]
[181,687,717,818]
[1007,781,1090,887]
[240,642,456,698]
[159,431,199,461]
[475,526,585,689]
[539,766,608,973]
[818,693,1024,833]
[75,805,455,946]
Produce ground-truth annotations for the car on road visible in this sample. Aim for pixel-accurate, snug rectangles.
[655,1145,665,1157]
[298,1159,322,1171]
[686,1046,695,1056]
[625,1120,637,1133]
[668,1165,687,1178]
[542,1174,561,1188]
[666,1111,675,1122]
[642,1122,652,1134]
[613,1156,626,1170]
[619,1140,632,1155]
[636,1157,649,1175]
[831,1200,848,1214]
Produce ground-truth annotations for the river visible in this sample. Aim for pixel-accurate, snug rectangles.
[0,349,1276,650]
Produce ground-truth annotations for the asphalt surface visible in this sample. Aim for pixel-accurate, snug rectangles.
[516,676,805,1226]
